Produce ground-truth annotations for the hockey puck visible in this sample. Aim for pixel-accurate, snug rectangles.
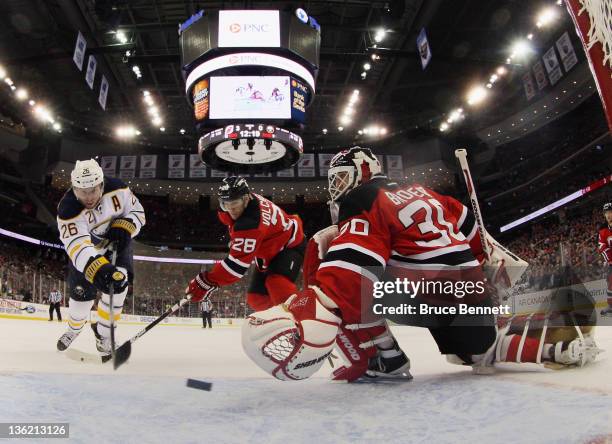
[186,378,212,391]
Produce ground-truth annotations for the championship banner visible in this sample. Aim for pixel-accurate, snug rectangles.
[318,154,334,177]
[532,61,549,91]
[522,71,536,100]
[386,155,404,180]
[139,155,157,179]
[119,155,137,179]
[189,154,206,178]
[99,75,109,110]
[73,31,86,71]
[276,167,295,178]
[85,55,97,89]
[543,46,563,85]
[210,169,227,178]
[417,28,432,70]
[168,154,185,178]
[556,32,578,72]
[100,156,117,178]
[297,153,315,177]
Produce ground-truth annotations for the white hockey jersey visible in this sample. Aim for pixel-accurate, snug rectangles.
[56,177,146,273]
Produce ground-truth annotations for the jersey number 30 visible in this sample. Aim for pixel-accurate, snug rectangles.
[399,199,463,247]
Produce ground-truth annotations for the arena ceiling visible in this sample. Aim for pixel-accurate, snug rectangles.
[0,0,568,151]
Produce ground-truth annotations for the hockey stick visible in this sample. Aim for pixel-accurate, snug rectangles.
[108,244,118,364]
[454,149,492,260]
[112,295,191,370]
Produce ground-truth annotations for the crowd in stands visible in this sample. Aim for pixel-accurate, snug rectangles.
[505,207,606,292]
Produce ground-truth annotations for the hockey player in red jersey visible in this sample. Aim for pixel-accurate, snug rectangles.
[597,202,612,316]
[242,147,600,381]
[185,176,305,311]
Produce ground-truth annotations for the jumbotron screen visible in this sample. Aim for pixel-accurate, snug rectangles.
[209,76,291,120]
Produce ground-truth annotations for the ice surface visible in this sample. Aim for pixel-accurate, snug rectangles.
[1,318,611,444]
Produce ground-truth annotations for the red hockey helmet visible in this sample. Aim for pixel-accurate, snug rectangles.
[327,146,382,202]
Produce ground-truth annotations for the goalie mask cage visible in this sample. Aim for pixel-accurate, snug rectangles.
[566,0,612,132]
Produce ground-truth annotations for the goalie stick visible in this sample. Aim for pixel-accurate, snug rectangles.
[454,149,491,260]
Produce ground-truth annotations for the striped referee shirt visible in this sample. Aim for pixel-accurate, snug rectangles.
[49,291,62,304]
[200,300,213,312]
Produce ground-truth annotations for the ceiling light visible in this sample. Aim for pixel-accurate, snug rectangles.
[363,63,371,70]
[466,85,488,106]
[15,89,28,100]
[116,30,128,44]
[322,128,328,134]
[337,126,344,131]
[496,66,507,76]
[536,7,558,27]
[159,127,165,132]
[374,29,386,43]
[180,128,186,135]
[339,115,351,125]
[0,66,6,80]
[361,72,367,79]
[440,122,449,132]
[511,39,532,58]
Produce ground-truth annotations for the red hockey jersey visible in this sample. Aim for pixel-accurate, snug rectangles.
[313,177,486,323]
[206,194,304,286]
[598,224,612,264]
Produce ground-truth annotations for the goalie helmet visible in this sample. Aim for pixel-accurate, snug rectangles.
[71,159,104,189]
[328,146,382,202]
[218,176,250,201]
[241,291,341,381]
[603,202,612,213]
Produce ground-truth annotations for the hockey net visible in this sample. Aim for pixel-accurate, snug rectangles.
[566,0,612,131]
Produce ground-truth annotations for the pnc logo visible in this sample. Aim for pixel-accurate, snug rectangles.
[229,23,241,33]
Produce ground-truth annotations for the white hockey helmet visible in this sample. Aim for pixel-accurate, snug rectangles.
[328,146,382,202]
[242,293,341,381]
[71,159,104,189]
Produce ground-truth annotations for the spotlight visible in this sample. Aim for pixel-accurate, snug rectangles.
[339,115,351,125]
[466,85,488,106]
[322,128,328,134]
[116,30,128,44]
[496,66,507,76]
[536,7,558,27]
[180,128,186,135]
[361,72,367,79]
[440,122,449,132]
[15,89,28,100]
[0,66,5,80]
[52,122,61,131]
[159,127,166,132]
[374,28,386,43]
[511,39,532,58]
[363,63,371,71]
[152,116,163,126]
[337,126,344,131]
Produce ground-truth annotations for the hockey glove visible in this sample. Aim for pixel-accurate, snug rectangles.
[107,218,137,252]
[84,256,127,294]
[186,273,218,303]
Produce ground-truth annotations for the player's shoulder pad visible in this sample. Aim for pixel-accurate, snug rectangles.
[338,177,398,222]
[103,177,128,194]
[233,195,261,232]
[57,189,84,220]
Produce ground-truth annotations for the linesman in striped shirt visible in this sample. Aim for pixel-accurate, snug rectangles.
[48,289,62,322]
[55,159,146,356]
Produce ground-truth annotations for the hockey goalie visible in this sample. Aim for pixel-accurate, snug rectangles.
[241,146,601,381]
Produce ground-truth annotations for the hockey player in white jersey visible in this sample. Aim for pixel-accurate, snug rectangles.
[55,159,146,356]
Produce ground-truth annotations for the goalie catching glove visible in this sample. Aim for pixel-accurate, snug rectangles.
[185,273,218,303]
[242,288,341,380]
